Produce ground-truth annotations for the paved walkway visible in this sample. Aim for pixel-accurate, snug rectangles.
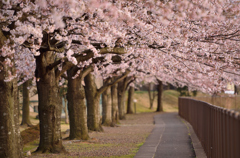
[135,112,203,158]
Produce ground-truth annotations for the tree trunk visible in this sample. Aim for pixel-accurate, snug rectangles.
[111,84,119,126]
[148,83,155,109]
[156,80,163,112]
[84,73,103,131]
[102,79,112,126]
[35,51,65,153]
[63,97,69,124]
[118,80,126,120]
[17,85,21,119]
[0,60,23,158]
[127,86,134,114]
[21,80,32,126]
[67,68,89,140]
[235,85,239,94]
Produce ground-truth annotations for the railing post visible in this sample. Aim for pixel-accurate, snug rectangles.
[236,112,240,158]
[178,97,240,158]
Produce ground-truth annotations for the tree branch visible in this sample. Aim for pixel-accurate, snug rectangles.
[99,47,127,54]
[47,33,65,52]
[47,57,67,71]
[55,50,94,78]
[97,70,130,95]
[125,76,136,89]
[56,61,74,79]
[61,74,68,80]
[79,66,93,82]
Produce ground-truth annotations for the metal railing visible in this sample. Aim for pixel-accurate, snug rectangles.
[193,95,240,111]
[179,97,240,158]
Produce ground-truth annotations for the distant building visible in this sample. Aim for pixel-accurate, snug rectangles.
[29,95,38,112]
[225,83,235,94]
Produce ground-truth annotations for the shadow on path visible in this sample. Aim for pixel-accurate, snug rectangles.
[135,112,196,158]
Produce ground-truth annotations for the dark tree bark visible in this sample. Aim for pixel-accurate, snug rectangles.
[84,73,103,132]
[235,85,239,94]
[102,79,112,126]
[0,73,23,158]
[118,80,126,120]
[111,84,119,126]
[156,80,163,112]
[85,71,130,130]
[21,80,32,126]
[17,85,21,119]
[35,51,65,153]
[67,67,89,140]
[117,76,135,120]
[148,83,157,109]
[127,86,134,114]
[0,30,23,158]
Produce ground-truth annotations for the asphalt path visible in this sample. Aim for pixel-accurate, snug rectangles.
[134,112,196,158]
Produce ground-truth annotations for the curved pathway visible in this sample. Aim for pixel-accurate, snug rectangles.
[134,112,197,158]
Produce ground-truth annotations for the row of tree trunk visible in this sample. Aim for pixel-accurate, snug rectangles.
[0,28,164,157]
[0,52,163,157]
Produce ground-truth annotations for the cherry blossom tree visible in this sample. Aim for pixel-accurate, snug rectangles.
[1,0,240,157]
[0,0,128,155]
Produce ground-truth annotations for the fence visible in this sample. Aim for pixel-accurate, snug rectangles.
[179,97,240,158]
[193,95,240,111]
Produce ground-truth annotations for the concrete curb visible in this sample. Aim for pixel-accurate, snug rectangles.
[135,113,206,158]
[180,117,207,158]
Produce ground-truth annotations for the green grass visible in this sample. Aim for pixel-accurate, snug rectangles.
[131,90,180,113]
[66,143,115,152]
[123,136,147,158]
[132,142,144,153]
[23,139,39,152]
[134,91,147,94]
[105,137,147,158]
[130,90,155,113]
[162,90,180,112]
[28,141,146,158]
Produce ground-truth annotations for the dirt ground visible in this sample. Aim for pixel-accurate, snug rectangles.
[23,90,179,157]
[28,112,159,158]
